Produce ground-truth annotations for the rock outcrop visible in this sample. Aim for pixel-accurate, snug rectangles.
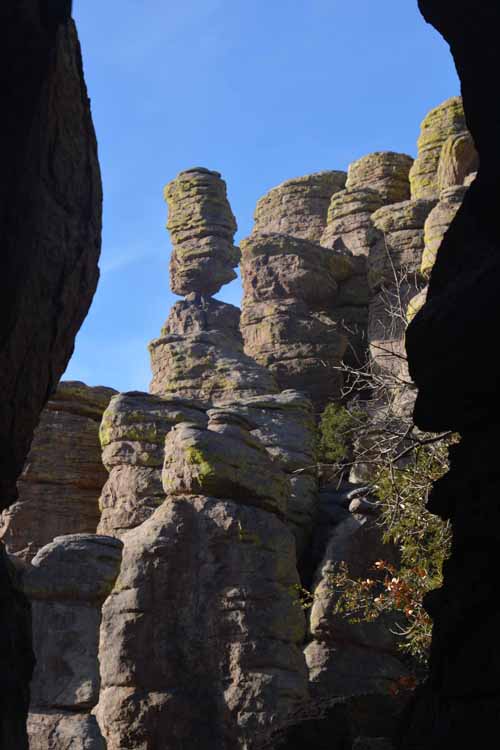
[149,296,277,404]
[0,382,116,562]
[165,167,239,297]
[368,199,435,382]
[0,4,102,745]
[240,233,355,410]
[96,410,308,749]
[151,169,278,406]
[402,0,500,746]
[97,391,207,538]
[346,152,414,204]
[409,97,466,200]
[253,171,347,243]
[305,510,408,699]
[25,534,122,750]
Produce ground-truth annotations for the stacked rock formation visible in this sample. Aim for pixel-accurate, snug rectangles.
[25,534,122,750]
[369,198,435,381]
[150,168,277,404]
[97,392,208,538]
[408,97,478,322]
[321,153,416,381]
[10,91,484,749]
[252,171,347,242]
[241,168,391,410]
[240,232,354,411]
[96,408,308,750]
[409,96,468,200]
[0,382,116,561]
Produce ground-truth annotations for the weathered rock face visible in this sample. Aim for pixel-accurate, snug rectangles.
[321,188,385,257]
[421,185,467,278]
[149,296,277,405]
[368,200,434,382]
[223,391,318,560]
[165,168,239,297]
[369,200,436,293]
[240,233,355,410]
[96,410,308,749]
[24,534,122,750]
[0,5,102,745]
[0,382,115,562]
[346,152,414,204]
[409,97,466,200]
[402,0,500,746]
[436,130,478,193]
[98,391,207,538]
[305,512,408,699]
[253,171,347,243]
[153,169,279,406]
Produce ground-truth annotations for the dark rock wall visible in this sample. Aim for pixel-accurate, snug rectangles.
[404,0,500,745]
[0,3,102,746]
[0,5,102,509]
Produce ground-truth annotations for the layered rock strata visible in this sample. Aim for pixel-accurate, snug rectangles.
[368,199,435,382]
[151,169,278,406]
[165,167,239,297]
[240,233,354,410]
[223,391,317,561]
[97,391,208,538]
[149,295,277,404]
[25,534,122,750]
[0,382,116,562]
[96,410,308,749]
[0,5,102,744]
[409,97,467,200]
[346,152,414,204]
[253,171,347,242]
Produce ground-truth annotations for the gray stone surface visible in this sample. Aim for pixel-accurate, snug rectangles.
[0,382,116,562]
[98,392,207,537]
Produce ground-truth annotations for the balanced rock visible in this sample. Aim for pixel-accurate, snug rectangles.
[409,97,467,200]
[165,167,239,296]
[98,391,207,537]
[149,296,277,405]
[0,381,116,562]
[253,171,347,243]
[25,534,123,750]
[421,185,468,279]
[345,152,414,204]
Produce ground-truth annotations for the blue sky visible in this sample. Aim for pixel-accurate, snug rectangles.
[65,0,459,392]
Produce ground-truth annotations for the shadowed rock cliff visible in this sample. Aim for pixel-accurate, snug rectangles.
[403,0,500,746]
[0,3,102,744]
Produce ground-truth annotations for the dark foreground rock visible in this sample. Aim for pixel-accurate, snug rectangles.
[403,0,500,746]
[0,3,102,745]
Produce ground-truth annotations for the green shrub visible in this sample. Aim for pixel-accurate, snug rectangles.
[317,402,366,465]
[326,438,454,665]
